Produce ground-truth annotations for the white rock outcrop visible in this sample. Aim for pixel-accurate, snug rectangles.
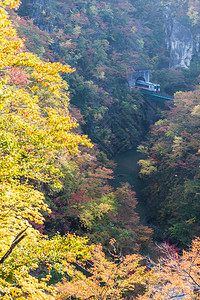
[164,10,200,69]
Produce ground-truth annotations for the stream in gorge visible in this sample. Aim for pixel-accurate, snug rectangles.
[111,148,148,223]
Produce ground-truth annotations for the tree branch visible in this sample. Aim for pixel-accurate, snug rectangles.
[0,227,28,264]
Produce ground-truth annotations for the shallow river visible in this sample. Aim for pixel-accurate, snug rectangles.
[111,148,147,222]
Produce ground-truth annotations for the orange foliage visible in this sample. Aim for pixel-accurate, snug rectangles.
[7,66,30,85]
[56,242,154,300]
[140,238,200,299]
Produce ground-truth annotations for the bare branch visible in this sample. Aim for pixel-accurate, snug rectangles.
[0,227,28,264]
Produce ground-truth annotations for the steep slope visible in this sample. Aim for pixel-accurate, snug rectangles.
[138,86,200,247]
[15,0,169,155]
[15,0,200,156]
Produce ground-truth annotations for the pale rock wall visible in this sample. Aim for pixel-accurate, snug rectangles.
[165,13,199,69]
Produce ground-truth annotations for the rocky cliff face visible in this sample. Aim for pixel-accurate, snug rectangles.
[164,12,200,68]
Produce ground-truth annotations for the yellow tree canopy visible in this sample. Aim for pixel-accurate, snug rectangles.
[0,0,93,298]
[56,243,155,300]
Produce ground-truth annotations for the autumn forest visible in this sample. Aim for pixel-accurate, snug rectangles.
[0,0,200,298]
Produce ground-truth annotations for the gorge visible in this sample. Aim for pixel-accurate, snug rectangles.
[0,0,200,298]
